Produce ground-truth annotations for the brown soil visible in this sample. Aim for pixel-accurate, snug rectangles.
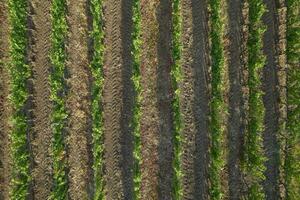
[276,1,288,197]
[262,0,281,199]
[0,1,12,199]
[226,0,246,198]
[240,1,249,195]
[139,0,174,199]
[102,0,135,199]
[156,1,174,199]
[28,0,53,198]
[179,0,211,199]
[0,0,292,199]
[119,0,135,197]
[65,0,93,198]
[220,1,230,197]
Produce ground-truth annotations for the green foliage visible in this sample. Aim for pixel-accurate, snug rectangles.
[245,0,266,199]
[132,0,142,199]
[171,0,182,199]
[8,0,31,199]
[208,0,225,199]
[286,0,300,199]
[50,0,68,198]
[89,0,105,199]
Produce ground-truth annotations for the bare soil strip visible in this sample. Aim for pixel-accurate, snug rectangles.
[226,0,245,198]
[156,0,173,198]
[65,0,93,198]
[262,0,281,199]
[0,1,11,199]
[241,3,249,181]
[140,0,174,199]
[179,0,210,199]
[103,0,134,199]
[28,0,53,198]
[220,1,230,197]
[276,0,288,198]
[119,0,135,197]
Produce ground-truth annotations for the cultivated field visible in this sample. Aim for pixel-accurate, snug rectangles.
[0,0,299,199]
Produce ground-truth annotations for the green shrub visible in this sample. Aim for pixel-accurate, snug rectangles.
[132,0,142,199]
[50,0,68,198]
[245,1,266,199]
[208,0,225,198]
[286,0,300,199]
[8,0,31,198]
[171,0,182,199]
[89,0,105,199]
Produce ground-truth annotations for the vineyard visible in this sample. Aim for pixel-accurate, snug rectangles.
[0,0,299,199]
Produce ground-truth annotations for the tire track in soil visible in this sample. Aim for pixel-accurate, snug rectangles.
[157,0,173,198]
[65,0,93,198]
[179,0,211,199]
[140,0,174,199]
[102,0,134,199]
[262,0,281,199]
[0,1,12,199]
[226,0,246,199]
[29,0,53,198]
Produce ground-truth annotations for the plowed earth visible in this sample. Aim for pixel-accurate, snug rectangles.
[0,1,11,199]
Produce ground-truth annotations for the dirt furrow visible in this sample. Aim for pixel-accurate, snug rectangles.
[140,0,174,199]
[28,0,53,198]
[276,0,288,198]
[0,0,12,199]
[240,3,249,184]
[65,0,93,198]
[226,0,246,199]
[119,0,135,197]
[262,0,281,199]
[103,0,134,199]
[220,1,230,197]
[179,0,211,199]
